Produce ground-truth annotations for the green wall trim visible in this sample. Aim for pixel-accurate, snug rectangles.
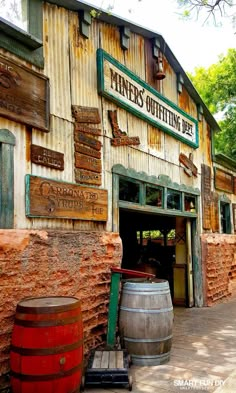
[219,194,231,203]
[0,0,44,68]
[0,129,15,228]
[118,200,197,218]
[97,48,199,149]
[213,153,236,171]
[106,272,121,347]
[112,164,200,195]
[0,129,16,145]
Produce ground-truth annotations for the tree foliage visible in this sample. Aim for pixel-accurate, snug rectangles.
[188,48,236,160]
[177,0,235,26]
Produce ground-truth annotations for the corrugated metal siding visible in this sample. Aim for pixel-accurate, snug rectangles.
[0,5,219,232]
[124,33,145,79]
[163,56,178,104]
[31,116,74,182]
[43,3,71,121]
[178,85,197,119]
[69,13,100,107]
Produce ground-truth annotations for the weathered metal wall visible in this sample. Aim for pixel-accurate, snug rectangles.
[0,2,222,231]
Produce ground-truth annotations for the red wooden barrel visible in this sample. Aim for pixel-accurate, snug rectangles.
[10,296,83,393]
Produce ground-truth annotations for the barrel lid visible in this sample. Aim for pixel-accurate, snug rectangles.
[16,296,80,314]
[123,278,170,290]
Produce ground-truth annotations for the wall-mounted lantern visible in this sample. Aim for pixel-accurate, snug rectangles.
[152,37,166,80]
[155,55,166,80]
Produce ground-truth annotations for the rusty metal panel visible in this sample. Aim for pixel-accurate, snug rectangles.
[69,13,101,107]
[31,115,74,182]
[162,56,178,104]
[43,3,71,121]
[144,38,160,91]
[99,23,124,63]
[124,34,145,79]
[178,86,197,119]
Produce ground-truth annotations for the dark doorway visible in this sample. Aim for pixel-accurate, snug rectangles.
[119,209,177,298]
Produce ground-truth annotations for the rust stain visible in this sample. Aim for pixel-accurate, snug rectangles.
[147,125,162,151]
[163,56,172,78]
[25,126,31,163]
[178,85,190,113]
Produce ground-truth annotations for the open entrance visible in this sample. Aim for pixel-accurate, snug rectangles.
[119,209,194,307]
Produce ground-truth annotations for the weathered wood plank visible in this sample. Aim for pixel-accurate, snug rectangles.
[179,153,198,177]
[233,204,236,233]
[108,351,116,369]
[74,152,101,173]
[72,105,101,124]
[75,168,102,186]
[31,144,64,170]
[92,351,102,369]
[75,124,101,136]
[211,192,219,233]
[215,168,233,194]
[100,351,109,369]
[74,143,101,159]
[0,54,49,131]
[25,175,107,221]
[74,132,102,151]
[201,164,211,230]
[116,351,124,369]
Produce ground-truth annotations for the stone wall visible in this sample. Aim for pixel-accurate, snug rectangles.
[201,234,236,306]
[0,230,122,389]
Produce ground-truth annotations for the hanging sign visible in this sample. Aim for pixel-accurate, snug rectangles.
[97,49,199,148]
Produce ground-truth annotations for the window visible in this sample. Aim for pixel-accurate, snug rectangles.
[119,178,140,203]
[0,0,43,68]
[115,168,198,216]
[146,185,163,208]
[220,202,231,234]
[184,195,196,213]
[1,0,28,31]
[167,190,181,210]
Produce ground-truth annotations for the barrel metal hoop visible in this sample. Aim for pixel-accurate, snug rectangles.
[123,290,170,295]
[10,363,83,381]
[14,315,82,327]
[123,334,173,343]
[11,339,84,356]
[120,306,173,313]
[132,352,170,360]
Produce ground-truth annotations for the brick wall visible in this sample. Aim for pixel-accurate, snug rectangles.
[201,234,236,306]
[0,230,122,389]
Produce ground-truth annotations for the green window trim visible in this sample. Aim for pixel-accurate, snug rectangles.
[0,0,44,68]
[0,129,15,228]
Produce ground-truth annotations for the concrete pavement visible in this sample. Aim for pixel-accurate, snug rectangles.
[83,296,236,393]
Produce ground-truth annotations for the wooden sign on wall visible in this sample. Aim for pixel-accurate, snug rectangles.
[211,192,219,233]
[201,164,212,230]
[0,55,49,131]
[25,175,108,221]
[72,105,102,187]
[31,144,64,170]
[214,168,233,193]
[179,153,198,177]
[233,204,236,233]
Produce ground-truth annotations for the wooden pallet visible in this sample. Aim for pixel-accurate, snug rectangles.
[81,350,132,391]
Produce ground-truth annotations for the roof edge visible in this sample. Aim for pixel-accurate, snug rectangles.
[46,0,220,132]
